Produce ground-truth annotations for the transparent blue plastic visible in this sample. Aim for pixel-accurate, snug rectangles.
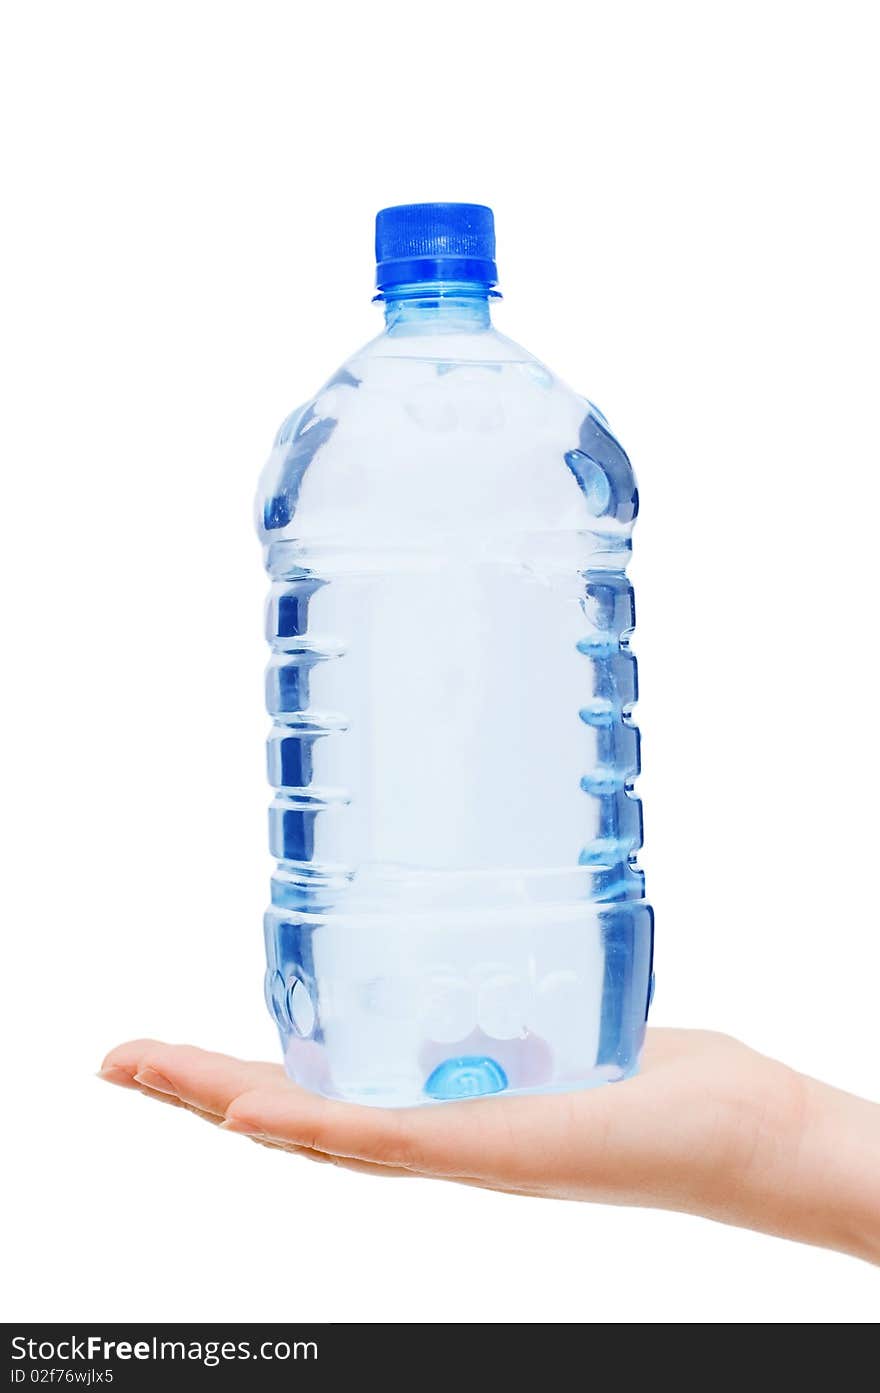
[257,233,653,1106]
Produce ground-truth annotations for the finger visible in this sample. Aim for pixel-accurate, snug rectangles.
[223,1085,436,1169]
[101,1042,415,1175]
[98,1063,222,1125]
[241,1133,414,1178]
[101,1041,414,1175]
[100,1040,287,1118]
[132,1083,222,1127]
[221,1081,580,1185]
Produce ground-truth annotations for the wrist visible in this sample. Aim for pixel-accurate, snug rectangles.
[749,1068,880,1264]
[696,1050,880,1263]
[792,1075,880,1263]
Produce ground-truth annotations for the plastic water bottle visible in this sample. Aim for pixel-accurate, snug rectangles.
[257,203,653,1106]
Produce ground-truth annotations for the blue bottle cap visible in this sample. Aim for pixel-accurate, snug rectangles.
[375,203,498,292]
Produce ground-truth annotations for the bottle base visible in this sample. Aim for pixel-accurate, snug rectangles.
[265,893,653,1108]
[281,1050,640,1108]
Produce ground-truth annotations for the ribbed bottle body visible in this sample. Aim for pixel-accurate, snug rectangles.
[257,333,652,1104]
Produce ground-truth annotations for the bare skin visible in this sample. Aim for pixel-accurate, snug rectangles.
[100,1028,880,1263]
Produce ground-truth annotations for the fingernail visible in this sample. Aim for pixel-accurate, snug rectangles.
[220,1117,262,1137]
[133,1067,177,1096]
[97,1066,136,1089]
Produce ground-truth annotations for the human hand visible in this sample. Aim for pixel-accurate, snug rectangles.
[100,1028,880,1263]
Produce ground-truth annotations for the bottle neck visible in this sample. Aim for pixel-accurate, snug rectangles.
[381,282,494,334]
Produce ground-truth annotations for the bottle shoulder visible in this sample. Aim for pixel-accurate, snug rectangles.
[257,330,637,545]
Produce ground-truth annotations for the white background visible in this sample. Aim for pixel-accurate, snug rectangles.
[2,0,878,1324]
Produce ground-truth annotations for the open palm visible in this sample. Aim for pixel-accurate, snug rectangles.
[100,1027,879,1260]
